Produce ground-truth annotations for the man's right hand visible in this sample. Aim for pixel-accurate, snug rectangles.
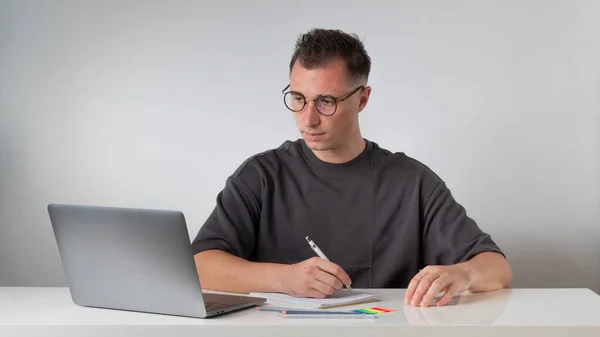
[279,257,352,298]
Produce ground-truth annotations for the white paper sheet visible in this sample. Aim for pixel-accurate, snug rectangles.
[249,290,377,309]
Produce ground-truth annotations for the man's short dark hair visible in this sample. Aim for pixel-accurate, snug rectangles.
[289,28,371,85]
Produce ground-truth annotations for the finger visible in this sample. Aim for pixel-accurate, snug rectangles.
[316,259,352,287]
[405,269,433,305]
[409,272,439,306]
[304,288,329,299]
[404,269,428,304]
[310,277,337,297]
[314,269,344,290]
[420,276,450,307]
[434,282,461,307]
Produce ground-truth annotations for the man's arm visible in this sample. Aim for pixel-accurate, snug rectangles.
[404,252,512,307]
[460,251,512,292]
[193,162,352,298]
[404,165,512,307]
[195,249,352,298]
[195,250,285,293]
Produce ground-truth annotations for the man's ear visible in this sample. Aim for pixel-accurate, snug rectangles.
[358,86,372,113]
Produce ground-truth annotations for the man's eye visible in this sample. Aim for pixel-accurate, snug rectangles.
[319,98,335,106]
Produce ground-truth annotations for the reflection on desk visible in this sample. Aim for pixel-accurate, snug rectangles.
[403,288,511,325]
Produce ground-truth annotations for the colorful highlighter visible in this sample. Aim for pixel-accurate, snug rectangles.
[352,307,396,314]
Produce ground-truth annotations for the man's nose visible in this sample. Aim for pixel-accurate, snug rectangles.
[303,101,321,127]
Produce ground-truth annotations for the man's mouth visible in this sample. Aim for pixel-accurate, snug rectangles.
[303,132,325,141]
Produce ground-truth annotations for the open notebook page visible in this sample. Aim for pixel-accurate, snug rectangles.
[249,290,377,309]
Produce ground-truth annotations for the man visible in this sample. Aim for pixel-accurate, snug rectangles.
[191,28,512,307]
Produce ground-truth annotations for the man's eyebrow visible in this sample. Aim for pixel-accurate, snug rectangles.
[288,90,306,97]
[290,89,338,97]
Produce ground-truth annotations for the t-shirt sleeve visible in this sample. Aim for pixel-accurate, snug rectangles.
[190,163,262,259]
[420,167,505,266]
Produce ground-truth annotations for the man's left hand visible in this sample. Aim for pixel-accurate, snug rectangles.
[404,264,473,307]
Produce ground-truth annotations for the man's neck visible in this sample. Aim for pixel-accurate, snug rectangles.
[312,136,367,164]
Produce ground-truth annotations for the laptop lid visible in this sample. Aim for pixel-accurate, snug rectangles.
[47,204,264,318]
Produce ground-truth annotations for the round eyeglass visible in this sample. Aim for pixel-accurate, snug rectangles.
[281,84,364,116]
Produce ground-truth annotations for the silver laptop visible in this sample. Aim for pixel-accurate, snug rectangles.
[47,204,265,318]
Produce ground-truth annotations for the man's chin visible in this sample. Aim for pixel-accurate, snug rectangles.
[304,139,332,152]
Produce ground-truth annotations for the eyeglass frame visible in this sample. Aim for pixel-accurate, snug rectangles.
[281,84,365,116]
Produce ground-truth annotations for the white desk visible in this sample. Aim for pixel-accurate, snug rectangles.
[1,287,599,337]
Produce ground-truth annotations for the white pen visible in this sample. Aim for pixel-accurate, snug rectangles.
[305,236,353,291]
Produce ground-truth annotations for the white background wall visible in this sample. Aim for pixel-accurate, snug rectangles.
[1,0,598,292]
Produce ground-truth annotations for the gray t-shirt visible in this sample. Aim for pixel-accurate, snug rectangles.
[191,139,504,288]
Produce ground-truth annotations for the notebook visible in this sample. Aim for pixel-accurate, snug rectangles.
[249,290,377,309]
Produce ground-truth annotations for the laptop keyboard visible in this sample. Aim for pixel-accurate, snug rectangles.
[203,292,262,313]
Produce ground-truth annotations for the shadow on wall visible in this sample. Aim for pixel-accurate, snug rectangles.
[506,238,600,295]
